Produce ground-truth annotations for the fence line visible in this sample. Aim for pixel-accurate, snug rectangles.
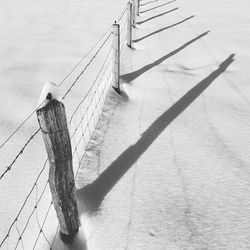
[0,2,135,249]
[0,7,127,159]
[0,101,45,152]
[1,0,234,248]
[0,159,48,248]
[0,128,40,180]
[0,12,122,182]
[34,63,114,247]
[69,48,113,138]
[118,6,127,22]
[0,48,114,248]
[62,33,112,100]
[31,59,114,247]
[58,25,114,87]
[0,27,113,154]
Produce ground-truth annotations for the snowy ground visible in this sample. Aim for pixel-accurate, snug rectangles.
[1,0,250,249]
[0,0,126,248]
[72,0,250,249]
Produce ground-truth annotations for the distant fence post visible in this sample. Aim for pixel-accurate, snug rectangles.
[36,95,80,242]
[132,0,136,27]
[127,1,133,47]
[112,21,120,94]
[136,0,140,16]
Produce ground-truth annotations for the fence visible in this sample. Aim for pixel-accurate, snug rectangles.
[0,0,140,249]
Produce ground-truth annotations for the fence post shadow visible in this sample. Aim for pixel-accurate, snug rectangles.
[137,7,179,25]
[76,53,235,215]
[49,228,88,250]
[140,0,159,7]
[134,15,195,42]
[121,31,209,84]
[140,0,176,14]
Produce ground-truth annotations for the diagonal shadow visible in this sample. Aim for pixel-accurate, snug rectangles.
[76,54,235,214]
[137,7,179,25]
[140,0,159,7]
[122,30,209,83]
[135,15,194,42]
[140,0,176,14]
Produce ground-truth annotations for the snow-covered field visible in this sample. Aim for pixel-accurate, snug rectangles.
[0,0,126,248]
[1,0,250,249]
[75,0,250,249]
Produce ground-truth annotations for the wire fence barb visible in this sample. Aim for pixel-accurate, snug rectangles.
[0,4,129,249]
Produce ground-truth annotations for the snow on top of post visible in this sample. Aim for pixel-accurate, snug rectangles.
[37,82,61,109]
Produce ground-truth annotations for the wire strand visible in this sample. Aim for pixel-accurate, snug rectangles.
[0,25,113,152]
[118,6,127,22]
[58,25,113,86]
[0,100,46,151]
[0,2,129,248]
[62,33,112,100]
[0,128,40,180]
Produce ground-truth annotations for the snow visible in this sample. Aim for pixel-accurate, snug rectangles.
[37,82,61,108]
[0,0,126,249]
[1,0,250,249]
[73,0,250,249]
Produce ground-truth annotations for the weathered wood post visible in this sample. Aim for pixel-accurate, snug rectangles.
[132,0,136,27]
[36,88,80,242]
[112,20,121,94]
[127,1,133,47]
[136,0,140,16]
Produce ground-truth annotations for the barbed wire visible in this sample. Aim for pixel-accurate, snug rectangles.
[118,6,127,23]
[13,179,50,249]
[0,5,127,155]
[68,46,113,126]
[33,40,114,250]
[0,4,129,249]
[58,25,113,87]
[0,25,113,154]
[0,128,40,180]
[71,63,112,160]
[0,99,46,151]
[48,64,114,246]
[0,160,48,248]
[0,53,113,250]
[32,67,113,248]
[0,25,112,182]
[32,200,54,249]
[62,33,112,100]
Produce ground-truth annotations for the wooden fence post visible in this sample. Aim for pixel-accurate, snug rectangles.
[36,94,80,242]
[132,0,136,27]
[127,1,133,48]
[112,21,120,94]
[136,0,140,16]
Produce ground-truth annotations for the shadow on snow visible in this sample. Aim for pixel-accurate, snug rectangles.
[76,54,235,214]
[123,31,208,83]
[140,0,177,14]
[140,0,159,7]
[137,7,179,25]
[135,15,195,42]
